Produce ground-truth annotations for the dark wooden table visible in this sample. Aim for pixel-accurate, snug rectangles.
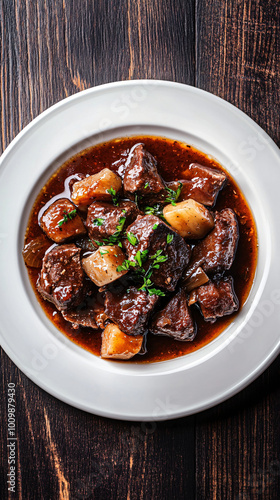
[1,1,280,499]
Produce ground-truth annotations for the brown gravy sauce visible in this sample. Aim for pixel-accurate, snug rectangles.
[25,136,258,363]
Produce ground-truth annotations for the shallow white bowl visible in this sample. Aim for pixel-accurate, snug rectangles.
[1,80,280,420]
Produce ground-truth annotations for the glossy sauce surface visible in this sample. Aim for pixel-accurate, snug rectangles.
[25,136,258,363]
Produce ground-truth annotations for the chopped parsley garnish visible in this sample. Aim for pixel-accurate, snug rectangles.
[107,187,119,206]
[116,259,137,272]
[149,249,168,264]
[93,216,126,247]
[100,249,109,257]
[167,234,174,244]
[144,203,163,217]
[104,216,126,244]
[147,288,166,297]
[134,193,142,207]
[135,249,149,267]
[93,239,103,247]
[144,203,168,223]
[58,209,77,228]
[144,182,149,189]
[153,223,159,230]
[116,248,166,297]
[115,217,126,233]
[93,218,104,226]
[165,182,183,206]
[138,277,165,297]
[126,232,139,246]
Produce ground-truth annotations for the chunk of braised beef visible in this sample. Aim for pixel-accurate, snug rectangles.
[61,296,108,330]
[75,236,96,253]
[167,163,227,207]
[150,289,196,340]
[37,244,88,311]
[123,144,166,203]
[86,200,140,246]
[104,286,159,336]
[124,214,191,291]
[40,198,86,243]
[184,208,239,280]
[189,277,239,323]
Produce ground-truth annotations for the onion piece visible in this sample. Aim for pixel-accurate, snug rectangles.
[82,245,127,286]
[184,266,209,293]
[22,235,52,268]
[163,198,214,239]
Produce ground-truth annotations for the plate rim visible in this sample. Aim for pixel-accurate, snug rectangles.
[1,79,280,421]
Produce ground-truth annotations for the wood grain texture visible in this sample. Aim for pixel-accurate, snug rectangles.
[196,1,280,499]
[0,0,280,499]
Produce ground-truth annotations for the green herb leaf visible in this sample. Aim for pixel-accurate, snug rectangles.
[135,250,142,267]
[167,234,174,244]
[165,182,183,206]
[116,216,126,233]
[144,204,162,217]
[156,255,168,263]
[138,276,165,297]
[116,259,137,272]
[116,262,129,272]
[147,288,165,297]
[126,232,138,246]
[68,209,77,219]
[58,209,77,227]
[144,182,149,189]
[100,249,109,257]
[93,239,104,246]
[140,249,149,263]
[153,223,159,230]
[107,187,119,206]
[93,218,104,226]
[145,268,153,280]
[143,204,169,223]
[100,216,126,246]
[134,193,143,207]
[149,249,163,260]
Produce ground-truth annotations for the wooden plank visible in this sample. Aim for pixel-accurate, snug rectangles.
[0,347,196,499]
[196,1,280,498]
[0,1,196,499]
[196,0,280,145]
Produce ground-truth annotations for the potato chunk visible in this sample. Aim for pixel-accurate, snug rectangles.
[40,198,86,243]
[82,245,127,286]
[101,323,143,360]
[163,199,214,239]
[71,168,122,208]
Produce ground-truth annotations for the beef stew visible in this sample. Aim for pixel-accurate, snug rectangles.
[23,136,258,362]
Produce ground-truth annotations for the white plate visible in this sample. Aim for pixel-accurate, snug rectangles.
[1,80,280,421]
